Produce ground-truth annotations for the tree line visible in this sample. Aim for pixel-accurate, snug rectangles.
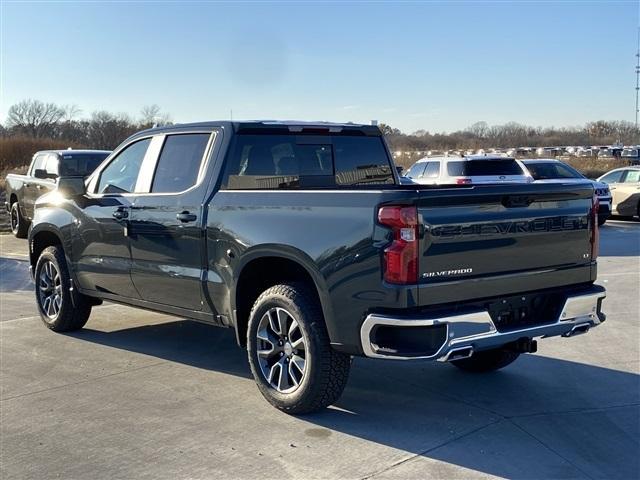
[1,99,172,150]
[1,99,639,152]
[380,120,639,152]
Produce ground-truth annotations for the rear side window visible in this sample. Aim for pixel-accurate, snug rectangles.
[222,134,393,189]
[333,137,394,186]
[447,159,523,176]
[151,134,210,193]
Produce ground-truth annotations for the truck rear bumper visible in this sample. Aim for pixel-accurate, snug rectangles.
[360,285,606,361]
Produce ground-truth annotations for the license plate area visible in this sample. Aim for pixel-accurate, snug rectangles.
[487,291,565,332]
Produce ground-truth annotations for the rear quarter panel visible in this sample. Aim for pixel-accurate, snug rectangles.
[205,189,418,352]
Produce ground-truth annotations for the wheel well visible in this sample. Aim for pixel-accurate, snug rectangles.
[30,231,62,269]
[235,257,321,348]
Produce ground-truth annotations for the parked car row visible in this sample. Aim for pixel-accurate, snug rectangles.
[395,145,639,163]
[402,155,639,225]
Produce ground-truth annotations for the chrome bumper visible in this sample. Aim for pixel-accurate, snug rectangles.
[360,287,606,361]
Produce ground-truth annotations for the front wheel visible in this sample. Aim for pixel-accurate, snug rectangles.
[451,347,520,373]
[35,246,92,332]
[10,202,29,238]
[247,283,351,414]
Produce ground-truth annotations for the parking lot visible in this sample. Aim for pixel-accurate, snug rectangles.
[0,222,638,480]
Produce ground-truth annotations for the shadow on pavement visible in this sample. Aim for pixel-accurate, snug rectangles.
[599,220,640,257]
[71,320,640,479]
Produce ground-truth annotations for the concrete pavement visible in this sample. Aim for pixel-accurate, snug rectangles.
[1,221,638,479]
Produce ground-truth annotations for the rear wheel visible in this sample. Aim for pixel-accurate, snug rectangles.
[247,283,351,414]
[35,246,92,332]
[451,347,520,373]
[10,202,28,238]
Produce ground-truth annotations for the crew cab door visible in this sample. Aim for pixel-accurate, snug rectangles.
[23,153,53,218]
[128,131,216,311]
[73,137,156,298]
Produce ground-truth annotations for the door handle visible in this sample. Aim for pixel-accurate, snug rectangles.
[112,208,128,220]
[176,211,197,223]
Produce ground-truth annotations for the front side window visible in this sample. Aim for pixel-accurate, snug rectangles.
[599,171,624,184]
[406,162,427,178]
[97,139,151,194]
[151,134,210,193]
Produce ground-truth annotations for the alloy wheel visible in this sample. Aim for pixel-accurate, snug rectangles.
[10,205,19,234]
[256,307,308,393]
[38,260,62,320]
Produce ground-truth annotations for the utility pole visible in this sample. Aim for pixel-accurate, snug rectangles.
[636,26,640,128]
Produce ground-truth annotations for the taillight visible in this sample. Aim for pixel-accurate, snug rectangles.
[378,205,418,284]
[590,195,599,261]
[456,178,472,185]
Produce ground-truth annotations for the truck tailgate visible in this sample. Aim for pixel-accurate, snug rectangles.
[415,182,596,306]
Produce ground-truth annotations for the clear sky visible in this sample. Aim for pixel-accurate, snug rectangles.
[1,1,638,133]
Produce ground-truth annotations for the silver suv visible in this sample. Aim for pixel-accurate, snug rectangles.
[404,155,532,185]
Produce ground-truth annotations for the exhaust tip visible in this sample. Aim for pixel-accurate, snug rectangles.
[444,346,474,362]
[563,322,591,337]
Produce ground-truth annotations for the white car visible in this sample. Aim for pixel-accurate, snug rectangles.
[521,159,612,225]
[403,155,532,185]
[598,167,640,219]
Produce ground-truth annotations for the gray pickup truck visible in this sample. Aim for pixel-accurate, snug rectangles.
[27,121,605,413]
[5,149,110,237]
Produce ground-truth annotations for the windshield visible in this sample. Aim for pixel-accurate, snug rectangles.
[59,153,110,176]
[524,162,583,180]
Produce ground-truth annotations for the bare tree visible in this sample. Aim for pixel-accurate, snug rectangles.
[87,111,138,149]
[6,99,66,137]
[140,104,171,127]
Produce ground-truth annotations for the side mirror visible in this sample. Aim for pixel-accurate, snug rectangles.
[34,169,57,180]
[57,176,87,197]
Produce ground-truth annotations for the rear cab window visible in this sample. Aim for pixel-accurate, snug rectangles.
[59,153,110,176]
[222,134,394,189]
[447,159,524,177]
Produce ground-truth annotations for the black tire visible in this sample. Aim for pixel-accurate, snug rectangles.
[35,246,92,332]
[10,202,29,238]
[247,283,351,414]
[597,216,607,227]
[451,347,520,373]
